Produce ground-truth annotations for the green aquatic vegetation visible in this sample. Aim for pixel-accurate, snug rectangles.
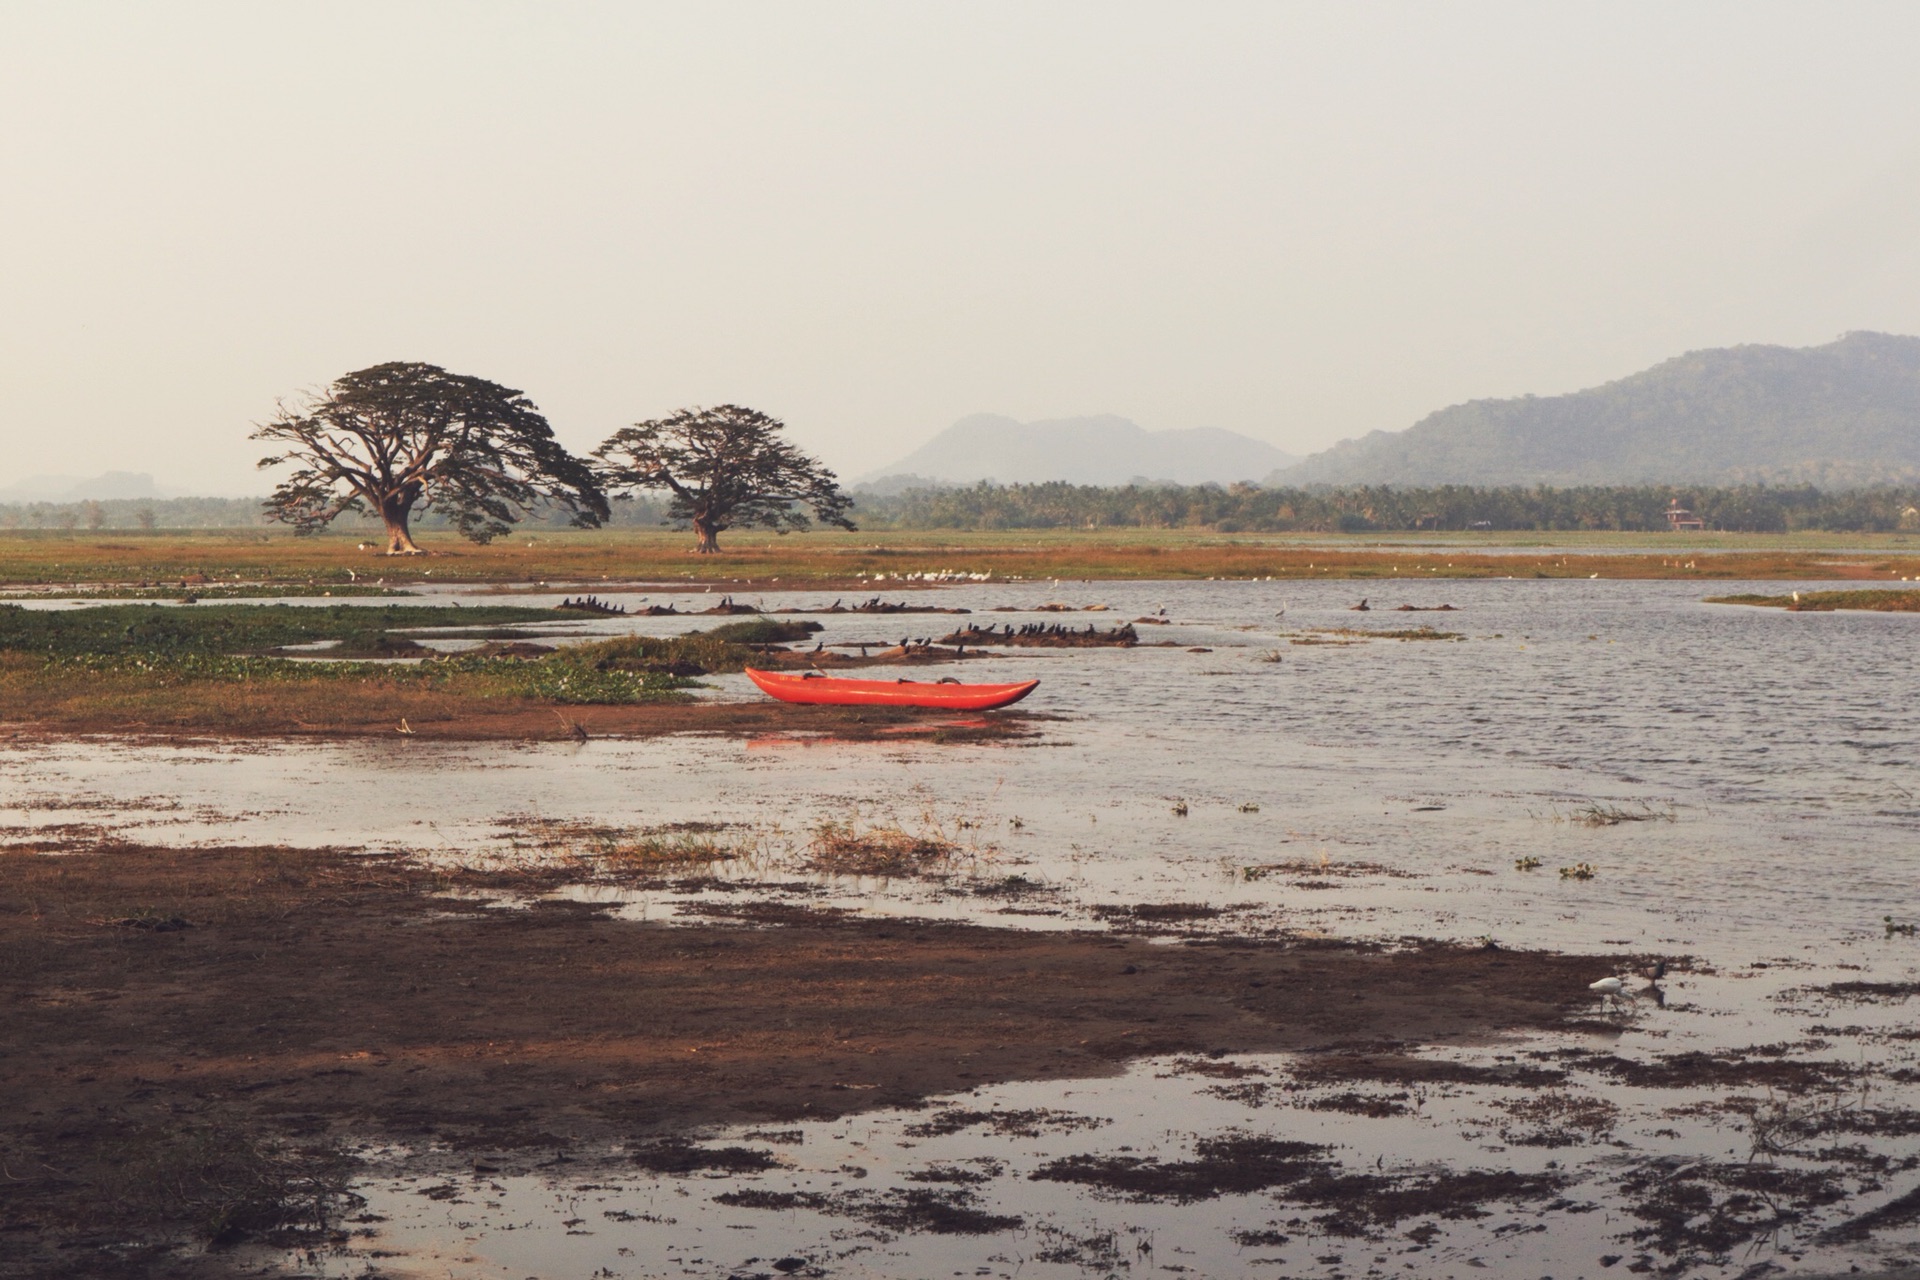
[485,656,692,704]
[703,618,823,644]
[0,583,412,601]
[563,628,785,676]
[0,603,774,706]
[38,648,692,703]
[307,629,429,658]
[0,601,564,658]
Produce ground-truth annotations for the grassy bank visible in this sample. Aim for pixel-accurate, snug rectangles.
[0,605,782,737]
[0,606,1028,740]
[6,528,1920,586]
[1707,589,1920,612]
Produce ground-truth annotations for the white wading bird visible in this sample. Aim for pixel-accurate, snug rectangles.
[1590,960,1668,1008]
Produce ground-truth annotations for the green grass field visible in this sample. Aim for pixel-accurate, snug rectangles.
[5,527,1920,587]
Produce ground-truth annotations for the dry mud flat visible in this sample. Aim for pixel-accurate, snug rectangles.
[0,844,1612,1279]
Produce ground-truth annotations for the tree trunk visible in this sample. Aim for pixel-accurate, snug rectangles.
[381,493,423,555]
[692,516,720,554]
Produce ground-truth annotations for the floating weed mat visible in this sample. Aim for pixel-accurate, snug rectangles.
[0,601,561,657]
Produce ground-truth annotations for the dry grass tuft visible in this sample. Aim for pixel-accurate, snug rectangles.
[804,817,964,877]
[494,817,748,878]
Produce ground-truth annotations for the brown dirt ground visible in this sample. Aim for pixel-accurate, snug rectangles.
[0,844,1605,1276]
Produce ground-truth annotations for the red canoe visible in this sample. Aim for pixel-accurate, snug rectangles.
[745,667,1039,710]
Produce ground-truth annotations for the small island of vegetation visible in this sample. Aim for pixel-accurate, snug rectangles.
[1706,589,1920,612]
[0,605,1013,741]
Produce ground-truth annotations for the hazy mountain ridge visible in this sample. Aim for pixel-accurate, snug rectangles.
[1276,332,1920,487]
[863,414,1298,487]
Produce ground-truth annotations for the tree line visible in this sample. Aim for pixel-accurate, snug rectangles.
[850,481,1920,533]
[20,479,1920,537]
[13,359,1920,542]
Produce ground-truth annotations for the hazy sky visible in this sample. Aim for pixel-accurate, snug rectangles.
[6,2,1920,492]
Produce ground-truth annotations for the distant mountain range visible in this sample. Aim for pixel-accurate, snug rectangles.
[1275,332,1920,488]
[0,471,176,502]
[860,414,1298,489]
[27,334,1920,507]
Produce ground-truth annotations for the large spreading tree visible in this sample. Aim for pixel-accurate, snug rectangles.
[593,405,854,553]
[253,362,607,554]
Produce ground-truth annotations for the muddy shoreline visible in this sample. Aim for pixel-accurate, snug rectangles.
[0,844,1608,1278]
[0,700,1050,744]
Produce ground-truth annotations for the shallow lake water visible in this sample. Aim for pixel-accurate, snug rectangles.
[7,577,1920,1278]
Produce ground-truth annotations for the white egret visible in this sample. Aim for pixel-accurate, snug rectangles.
[1592,960,1667,1009]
